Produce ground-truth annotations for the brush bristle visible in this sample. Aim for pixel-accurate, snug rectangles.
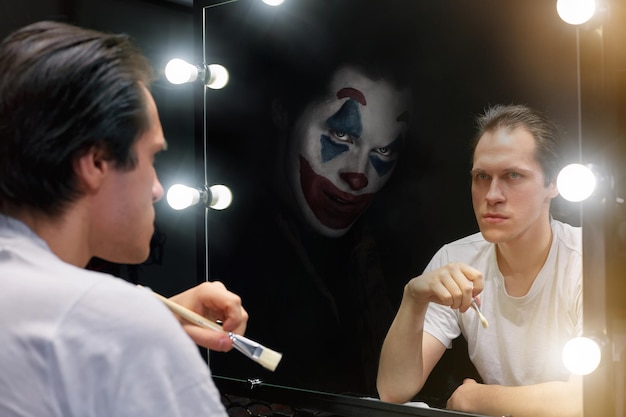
[256,348,283,372]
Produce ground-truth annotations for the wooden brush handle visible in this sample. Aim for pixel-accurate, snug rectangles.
[150,290,224,333]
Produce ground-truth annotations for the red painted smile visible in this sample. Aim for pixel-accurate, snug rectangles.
[299,155,373,230]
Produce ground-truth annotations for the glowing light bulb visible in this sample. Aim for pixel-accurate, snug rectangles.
[562,336,602,375]
[556,163,597,202]
[208,184,233,210]
[167,184,200,210]
[263,0,285,5]
[165,59,199,85]
[556,0,596,25]
[166,184,232,210]
[206,64,229,90]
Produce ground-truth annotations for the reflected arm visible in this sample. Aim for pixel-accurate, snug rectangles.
[446,374,582,417]
[377,285,446,403]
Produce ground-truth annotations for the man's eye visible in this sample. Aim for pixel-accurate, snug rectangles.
[377,146,391,156]
[373,146,395,159]
[508,172,521,179]
[330,129,352,143]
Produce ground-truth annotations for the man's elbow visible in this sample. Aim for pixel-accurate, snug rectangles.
[378,391,407,404]
[376,381,418,404]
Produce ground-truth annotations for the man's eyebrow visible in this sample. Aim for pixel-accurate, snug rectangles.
[502,166,533,173]
[471,167,533,174]
[336,87,367,105]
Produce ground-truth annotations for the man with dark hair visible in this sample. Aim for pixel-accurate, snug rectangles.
[378,104,582,417]
[0,20,247,417]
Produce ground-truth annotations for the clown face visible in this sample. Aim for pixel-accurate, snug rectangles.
[285,66,411,237]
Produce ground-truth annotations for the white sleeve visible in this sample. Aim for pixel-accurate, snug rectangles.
[421,246,462,349]
[49,279,228,417]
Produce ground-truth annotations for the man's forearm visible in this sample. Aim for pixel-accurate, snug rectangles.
[447,376,582,417]
[377,286,430,403]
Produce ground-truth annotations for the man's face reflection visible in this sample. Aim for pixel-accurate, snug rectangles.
[285,66,411,238]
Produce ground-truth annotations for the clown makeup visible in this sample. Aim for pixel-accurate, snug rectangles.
[285,66,411,238]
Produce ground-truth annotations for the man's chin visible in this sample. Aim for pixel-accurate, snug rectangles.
[303,212,354,238]
[479,228,509,244]
[97,250,150,266]
[315,223,351,238]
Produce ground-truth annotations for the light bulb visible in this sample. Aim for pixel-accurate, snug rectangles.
[263,0,285,5]
[556,163,597,202]
[206,64,230,89]
[165,59,199,84]
[166,184,232,210]
[562,336,602,375]
[208,184,233,210]
[167,184,201,210]
[556,0,596,25]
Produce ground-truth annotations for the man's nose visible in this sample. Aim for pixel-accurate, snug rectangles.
[485,179,504,203]
[153,177,164,203]
[340,172,368,191]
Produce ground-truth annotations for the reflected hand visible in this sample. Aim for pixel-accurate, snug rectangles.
[406,262,483,312]
[447,378,482,412]
[169,281,248,352]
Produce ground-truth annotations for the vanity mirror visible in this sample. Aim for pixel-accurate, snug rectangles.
[187,0,624,415]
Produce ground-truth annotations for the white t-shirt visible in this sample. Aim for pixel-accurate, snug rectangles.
[423,219,582,386]
[0,214,227,417]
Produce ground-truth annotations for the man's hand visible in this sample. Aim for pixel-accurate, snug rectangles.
[447,378,481,412]
[406,262,483,313]
[169,281,248,352]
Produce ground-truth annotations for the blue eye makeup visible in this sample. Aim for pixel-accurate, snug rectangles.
[320,134,349,163]
[326,99,362,138]
[369,155,395,177]
[369,135,401,177]
[319,99,363,163]
[320,103,401,177]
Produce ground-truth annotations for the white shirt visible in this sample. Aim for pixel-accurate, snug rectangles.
[423,219,582,386]
[0,214,227,417]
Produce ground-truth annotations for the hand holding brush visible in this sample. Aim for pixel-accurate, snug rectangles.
[141,286,282,371]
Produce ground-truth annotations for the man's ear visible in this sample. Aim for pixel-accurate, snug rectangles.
[73,147,110,192]
[547,179,560,199]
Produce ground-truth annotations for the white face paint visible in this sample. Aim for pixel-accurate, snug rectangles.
[285,66,411,237]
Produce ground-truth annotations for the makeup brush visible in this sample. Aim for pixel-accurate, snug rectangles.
[149,289,283,371]
[471,298,489,329]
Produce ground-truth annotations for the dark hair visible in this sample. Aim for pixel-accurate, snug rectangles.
[0,20,154,216]
[471,104,562,186]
